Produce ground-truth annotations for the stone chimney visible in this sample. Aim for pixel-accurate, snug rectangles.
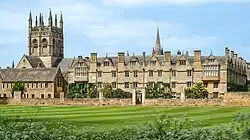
[118,52,125,63]
[231,51,234,61]
[90,53,97,62]
[194,50,201,62]
[143,52,146,62]
[225,47,230,58]
[164,51,171,62]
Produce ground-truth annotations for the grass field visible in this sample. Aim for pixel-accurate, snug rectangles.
[0,105,250,129]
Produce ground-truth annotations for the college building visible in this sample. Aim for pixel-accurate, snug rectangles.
[0,10,248,98]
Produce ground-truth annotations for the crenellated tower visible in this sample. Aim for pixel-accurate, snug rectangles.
[28,9,64,68]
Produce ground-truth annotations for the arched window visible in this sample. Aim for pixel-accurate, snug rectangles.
[41,38,48,55]
[32,39,38,48]
[32,39,38,55]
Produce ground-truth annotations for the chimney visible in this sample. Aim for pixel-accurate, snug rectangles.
[78,55,83,59]
[90,53,97,62]
[143,52,146,62]
[118,52,125,63]
[164,51,171,62]
[234,53,237,63]
[231,51,234,61]
[194,50,201,62]
[185,51,189,57]
[225,47,230,58]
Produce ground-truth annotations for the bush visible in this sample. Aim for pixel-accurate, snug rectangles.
[146,83,172,99]
[2,112,250,140]
[228,82,248,92]
[102,84,132,99]
[185,82,208,99]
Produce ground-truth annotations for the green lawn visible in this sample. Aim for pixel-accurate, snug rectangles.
[0,105,250,129]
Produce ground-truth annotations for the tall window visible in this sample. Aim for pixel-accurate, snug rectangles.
[125,71,129,77]
[134,71,138,77]
[104,62,109,66]
[171,82,176,88]
[41,38,48,54]
[57,78,62,87]
[203,82,208,88]
[179,60,186,65]
[133,82,138,88]
[213,82,218,88]
[172,70,176,76]
[112,82,117,88]
[187,82,192,87]
[124,82,129,88]
[187,70,192,76]
[149,70,153,77]
[97,82,102,88]
[111,71,116,77]
[158,70,162,77]
[97,71,102,77]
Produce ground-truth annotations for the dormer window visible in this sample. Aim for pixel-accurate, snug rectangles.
[150,61,156,66]
[179,60,186,65]
[104,62,109,66]
[130,61,136,66]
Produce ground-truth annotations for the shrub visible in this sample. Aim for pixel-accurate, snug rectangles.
[185,82,208,99]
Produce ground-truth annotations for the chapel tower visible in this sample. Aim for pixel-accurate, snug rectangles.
[28,9,64,67]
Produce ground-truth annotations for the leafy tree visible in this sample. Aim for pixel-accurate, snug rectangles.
[146,83,172,98]
[185,82,208,99]
[11,81,26,98]
[228,82,247,92]
[67,83,85,99]
[101,83,113,98]
[112,88,132,98]
[86,83,98,98]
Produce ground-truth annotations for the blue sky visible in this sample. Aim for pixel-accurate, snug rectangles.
[0,0,250,67]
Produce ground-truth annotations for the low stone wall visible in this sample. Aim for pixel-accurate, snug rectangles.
[1,92,250,107]
[1,98,132,106]
[144,99,224,107]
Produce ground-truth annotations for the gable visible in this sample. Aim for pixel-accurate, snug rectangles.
[16,55,33,68]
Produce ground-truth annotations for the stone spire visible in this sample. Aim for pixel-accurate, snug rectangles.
[39,13,42,26]
[28,10,32,28]
[12,60,15,68]
[48,8,53,26]
[55,14,58,27]
[59,11,63,29]
[154,26,163,55]
[35,15,38,27]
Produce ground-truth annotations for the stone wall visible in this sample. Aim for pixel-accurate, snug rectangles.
[1,92,250,107]
[0,98,132,106]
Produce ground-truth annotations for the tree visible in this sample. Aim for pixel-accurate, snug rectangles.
[67,83,85,99]
[146,83,172,98]
[112,88,132,98]
[11,81,26,98]
[86,83,98,98]
[185,82,208,99]
[101,83,113,98]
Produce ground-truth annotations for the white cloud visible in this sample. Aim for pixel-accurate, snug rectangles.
[0,0,220,64]
[102,0,249,7]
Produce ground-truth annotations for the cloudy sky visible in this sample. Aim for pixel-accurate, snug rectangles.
[0,0,250,67]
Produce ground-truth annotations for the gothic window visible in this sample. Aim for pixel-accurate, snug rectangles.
[32,39,38,48]
[41,38,48,55]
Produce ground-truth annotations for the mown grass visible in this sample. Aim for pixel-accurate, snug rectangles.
[0,105,249,129]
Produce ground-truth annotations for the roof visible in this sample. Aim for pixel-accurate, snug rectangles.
[24,55,45,68]
[58,54,227,70]
[0,68,59,82]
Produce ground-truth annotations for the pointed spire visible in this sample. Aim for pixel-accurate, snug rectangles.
[28,10,32,28]
[35,16,38,27]
[152,47,155,55]
[55,14,58,27]
[105,52,108,58]
[12,61,14,69]
[48,8,53,26]
[39,13,42,26]
[41,14,44,26]
[133,52,135,56]
[156,26,160,45]
[59,11,63,29]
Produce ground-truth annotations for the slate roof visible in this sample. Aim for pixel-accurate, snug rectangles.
[0,68,59,82]
[24,55,45,68]
[58,54,227,71]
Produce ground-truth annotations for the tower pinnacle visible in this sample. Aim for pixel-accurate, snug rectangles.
[153,26,163,55]
[48,8,53,26]
[28,11,32,28]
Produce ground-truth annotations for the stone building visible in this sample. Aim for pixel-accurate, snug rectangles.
[0,68,65,98]
[0,10,248,98]
[59,28,248,98]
